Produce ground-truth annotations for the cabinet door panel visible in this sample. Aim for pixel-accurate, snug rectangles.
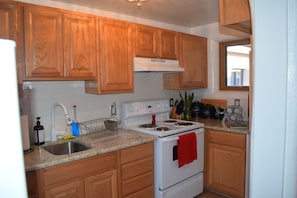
[85,170,118,198]
[206,142,245,198]
[99,19,134,93]
[135,25,158,57]
[24,5,63,78]
[63,13,96,79]
[0,2,15,39]
[45,180,84,198]
[179,34,207,88]
[159,30,178,59]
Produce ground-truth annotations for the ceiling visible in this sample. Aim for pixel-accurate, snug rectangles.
[52,0,219,27]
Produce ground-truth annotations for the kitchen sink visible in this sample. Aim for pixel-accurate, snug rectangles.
[43,141,92,155]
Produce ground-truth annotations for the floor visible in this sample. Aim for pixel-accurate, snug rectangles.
[195,191,228,198]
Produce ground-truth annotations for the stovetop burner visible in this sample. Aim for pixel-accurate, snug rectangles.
[155,127,171,131]
[175,122,193,126]
[163,120,178,123]
[139,124,158,128]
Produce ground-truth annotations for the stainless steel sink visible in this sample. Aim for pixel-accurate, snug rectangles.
[43,141,92,155]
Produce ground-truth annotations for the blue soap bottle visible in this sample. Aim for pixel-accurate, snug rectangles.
[71,105,80,136]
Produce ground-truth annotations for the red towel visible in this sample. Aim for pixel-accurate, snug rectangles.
[177,132,197,168]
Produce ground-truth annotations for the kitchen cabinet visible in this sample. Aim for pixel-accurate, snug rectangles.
[26,142,154,198]
[26,152,118,198]
[163,33,207,89]
[0,1,24,94]
[204,129,246,198]
[0,1,16,39]
[23,4,97,80]
[219,0,251,34]
[63,12,97,79]
[120,142,154,198]
[135,24,178,59]
[85,18,134,94]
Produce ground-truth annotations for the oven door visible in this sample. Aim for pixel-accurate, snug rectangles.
[155,128,204,190]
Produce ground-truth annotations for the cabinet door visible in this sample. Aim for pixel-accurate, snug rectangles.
[135,25,158,58]
[219,0,251,33]
[24,5,63,79]
[204,130,246,198]
[159,30,178,59]
[163,33,207,89]
[0,2,16,39]
[85,170,118,198]
[45,180,84,198]
[99,18,134,93]
[63,12,96,79]
[179,33,207,88]
[206,143,245,198]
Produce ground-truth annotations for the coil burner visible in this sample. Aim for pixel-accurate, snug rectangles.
[175,122,193,126]
[155,127,171,131]
[139,124,158,128]
[163,120,178,123]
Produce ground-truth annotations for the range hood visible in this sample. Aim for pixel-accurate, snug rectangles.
[134,57,184,72]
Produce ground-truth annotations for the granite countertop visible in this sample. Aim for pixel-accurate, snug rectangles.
[194,118,249,135]
[24,129,156,172]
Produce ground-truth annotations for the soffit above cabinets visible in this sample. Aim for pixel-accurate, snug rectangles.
[51,0,219,27]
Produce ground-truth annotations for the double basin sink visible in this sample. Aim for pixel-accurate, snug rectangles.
[43,141,91,155]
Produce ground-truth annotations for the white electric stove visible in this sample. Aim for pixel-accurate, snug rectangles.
[121,99,204,198]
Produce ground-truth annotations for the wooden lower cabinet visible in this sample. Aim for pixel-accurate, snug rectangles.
[26,142,154,198]
[120,142,154,198]
[204,129,246,198]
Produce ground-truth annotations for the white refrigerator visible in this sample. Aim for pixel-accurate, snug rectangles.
[0,39,27,197]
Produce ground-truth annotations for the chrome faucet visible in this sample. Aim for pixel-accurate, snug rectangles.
[51,102,72,141]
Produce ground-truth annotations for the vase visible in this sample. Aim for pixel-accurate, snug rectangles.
[184,105,192,121]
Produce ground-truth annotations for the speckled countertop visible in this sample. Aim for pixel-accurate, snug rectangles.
[25,120,248,172]
[194,118,249,134]
[24,129,156,172]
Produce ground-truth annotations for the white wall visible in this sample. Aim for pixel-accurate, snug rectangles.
[249,0,297,197]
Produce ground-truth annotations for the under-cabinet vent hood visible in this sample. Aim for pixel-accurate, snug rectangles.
[134,57,184,72]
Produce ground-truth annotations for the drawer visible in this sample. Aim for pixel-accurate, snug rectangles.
[121,142,154,164]
[207,129,246,148]
[124,186,154,198]
[122,171,154,196]
[121,157,153,180]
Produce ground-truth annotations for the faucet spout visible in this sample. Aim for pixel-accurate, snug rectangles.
[51,102,73,141]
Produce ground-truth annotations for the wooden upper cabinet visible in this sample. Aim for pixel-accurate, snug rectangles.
[85,18,134,94]
[159,29,178,59]
[23,5,64,79]
[0,1,16,39]
[23,4,97,80]
[63,12,96,79]
[163,33,207,89]
[135,24,178,59]
[219,0,251,34]
[135,25,158,58]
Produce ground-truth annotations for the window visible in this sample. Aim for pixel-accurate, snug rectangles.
[219,39,250,90]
